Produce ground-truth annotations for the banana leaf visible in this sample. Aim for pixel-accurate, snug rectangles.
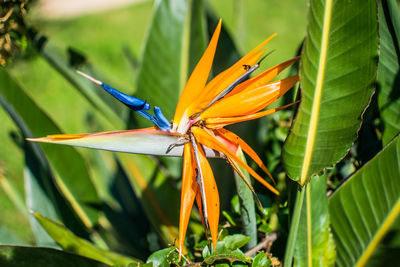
[282,0,379,185]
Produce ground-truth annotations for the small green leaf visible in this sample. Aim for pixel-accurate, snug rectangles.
[231,195,240,215]
[146,247,178,267]
[252,252,271,267]
[202,244,211,259]
[222,211,237,227]
[223,234,251,250]
[203,241,251,265]
[0,245,110,267]
[34,213,140,266]
[203,248,250,265]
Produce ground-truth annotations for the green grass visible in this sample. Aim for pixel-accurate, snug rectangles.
[1,0,306,244]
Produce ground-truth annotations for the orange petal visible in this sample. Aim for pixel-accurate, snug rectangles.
[214,129,275,184]
[196,140,220,250]
[195,185,211,243]
[205,101,300,128]
[229,56,300,96]
[201,75,299,119]
[178,143,198,254]
[187,34,277,117]
[173,20,222,127]
[191,127,279,195]
[188,50,265,116]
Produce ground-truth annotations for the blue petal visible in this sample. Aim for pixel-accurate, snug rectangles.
[76,71,171,132]
[101,83,150,111]
[154,107,172,131]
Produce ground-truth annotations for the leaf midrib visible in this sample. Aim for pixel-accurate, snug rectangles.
[356,197,400,267]
[300,0,333,185]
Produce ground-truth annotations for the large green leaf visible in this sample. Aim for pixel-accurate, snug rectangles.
[284,174,335,266]
[135,0,189,121]
[0,68,99,231]
[282,0,379,185]
[1,86,91,244]
[0,84,88,245]
[0,246,110,267]
[34,213,140,266]
[329,135,400,266]
[378,0,400,145]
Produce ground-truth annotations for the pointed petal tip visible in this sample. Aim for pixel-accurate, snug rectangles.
[27,134,86,143]
[26,137,51,143]
[173,19,222,126]
[217,18,222,27]
[76,70,102,85]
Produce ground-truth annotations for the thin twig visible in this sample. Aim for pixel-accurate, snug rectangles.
[0,7,14,22]
[245,231,279,257]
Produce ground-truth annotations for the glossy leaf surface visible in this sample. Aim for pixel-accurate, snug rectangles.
[282,0,378,184]
[329,135,400,266]
[202,240,251,265]
[252,252,272,267]
[146,247,180,267]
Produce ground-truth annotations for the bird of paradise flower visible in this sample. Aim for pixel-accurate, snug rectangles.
[29,20,299,254]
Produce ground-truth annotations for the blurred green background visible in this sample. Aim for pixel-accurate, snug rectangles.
[1,0,307,243]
